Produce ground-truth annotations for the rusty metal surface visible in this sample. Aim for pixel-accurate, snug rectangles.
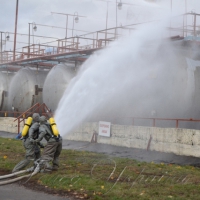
[0,23,145,69]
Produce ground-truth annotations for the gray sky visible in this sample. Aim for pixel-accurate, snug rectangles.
[0,0,199,51]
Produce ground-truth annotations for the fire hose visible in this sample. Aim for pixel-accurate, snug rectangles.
[0,163,40,186]
[0,169,28,180]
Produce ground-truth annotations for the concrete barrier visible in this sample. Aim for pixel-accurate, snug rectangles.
[0,117,23,133]
[64,122,200,158]
[1,117,200,157]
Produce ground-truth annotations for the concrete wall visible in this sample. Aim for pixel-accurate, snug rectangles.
[1,117,200,158]
[64,122,200,158]
[0,117,23,133]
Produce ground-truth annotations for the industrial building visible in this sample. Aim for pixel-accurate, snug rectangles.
[0,1,200,132]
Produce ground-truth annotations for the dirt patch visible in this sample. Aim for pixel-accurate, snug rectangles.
[0,169,10,175]
[24,180,76,199]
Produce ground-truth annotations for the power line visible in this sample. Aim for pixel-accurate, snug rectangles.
[0,31,59,40]
[29,23,90,33]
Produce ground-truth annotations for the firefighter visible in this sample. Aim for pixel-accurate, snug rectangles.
[35,116,62,171]
[12,113,44,173]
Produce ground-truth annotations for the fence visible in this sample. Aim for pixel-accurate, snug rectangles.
[112,117,200,130]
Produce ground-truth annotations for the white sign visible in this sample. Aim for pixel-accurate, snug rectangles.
[99,121,111,137]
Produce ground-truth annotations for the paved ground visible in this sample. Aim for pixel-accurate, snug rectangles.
[63,140,200,166]
[1,131,200,199]
[0,183,71,200]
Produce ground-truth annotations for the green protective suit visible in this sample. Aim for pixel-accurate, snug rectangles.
[35,122,62,170]
[12,120,43,173]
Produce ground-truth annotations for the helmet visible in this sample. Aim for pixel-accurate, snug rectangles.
[39,116,47,123]
[32,113,40,122]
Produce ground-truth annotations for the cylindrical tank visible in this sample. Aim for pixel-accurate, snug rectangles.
[0,71,14,111]
[8,67,48,112]
[43,64,76,112]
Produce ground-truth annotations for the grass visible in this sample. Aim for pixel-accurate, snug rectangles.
[1,137,200,199]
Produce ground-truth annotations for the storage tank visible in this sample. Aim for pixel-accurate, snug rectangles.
[43,64,76,112]
[8,67,48,112]
[0,71,14,111]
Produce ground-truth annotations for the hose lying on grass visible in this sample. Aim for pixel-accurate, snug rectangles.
[0,164,40,185]
[0,169,29,180]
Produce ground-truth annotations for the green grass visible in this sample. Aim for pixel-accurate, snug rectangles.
[1,137,200,199]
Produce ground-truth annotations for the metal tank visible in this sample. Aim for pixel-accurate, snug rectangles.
[0,71,14,112]
[8,67,48,112]
[42,64,76,112]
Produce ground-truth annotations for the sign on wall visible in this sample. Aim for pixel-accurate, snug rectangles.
[99,121,111,137]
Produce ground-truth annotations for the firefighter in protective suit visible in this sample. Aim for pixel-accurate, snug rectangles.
[34,116,62,171]
[12,113,44,173]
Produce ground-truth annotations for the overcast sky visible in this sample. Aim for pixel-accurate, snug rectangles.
[0,0,199,51]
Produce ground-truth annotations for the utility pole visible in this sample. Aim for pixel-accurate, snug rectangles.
[96,0,112,45]
[116,0,118,28]
[194,13,197,37]
[185,0,187,36]
[72,12,79,37]
[116,0,118,39]
[65,15,68,38]
[0,32,2,63]
[13,0,19,61]
[51,12,74,38]
[51,12,86,38]
[105,1,109,44]
[115,0,122,39]
[28,23,30,58]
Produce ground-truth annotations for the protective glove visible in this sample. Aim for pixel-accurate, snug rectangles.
[39,144,44,148]
[15,132,22,140]
[30,138,37,144]
[39,143,45,148]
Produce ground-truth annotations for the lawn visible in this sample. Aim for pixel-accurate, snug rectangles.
[1,137,200,200]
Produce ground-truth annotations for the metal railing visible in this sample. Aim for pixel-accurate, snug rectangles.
[0,26,133,64]
[1,111,200,132]
[113,117,200,129]
[9,103,53,133]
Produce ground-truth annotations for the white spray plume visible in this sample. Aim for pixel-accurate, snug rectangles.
[55,2,196,136]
